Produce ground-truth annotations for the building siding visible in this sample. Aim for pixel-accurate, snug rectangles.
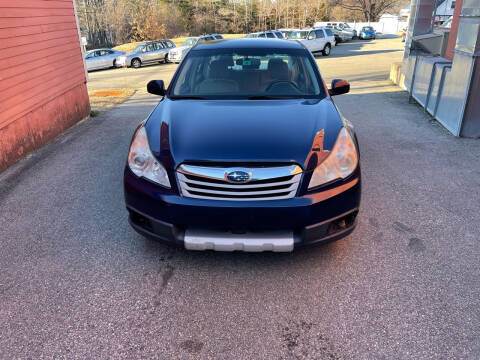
[0,0,90,172]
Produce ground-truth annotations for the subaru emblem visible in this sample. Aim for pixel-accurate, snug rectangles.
[226,170,251,184]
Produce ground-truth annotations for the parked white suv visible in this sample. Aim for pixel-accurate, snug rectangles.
[288,28,335,56]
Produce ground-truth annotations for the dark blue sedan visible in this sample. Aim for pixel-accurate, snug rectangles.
[124,39,361,252]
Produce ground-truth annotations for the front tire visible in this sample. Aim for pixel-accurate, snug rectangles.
[322,44,331,56]
[131,58,141,68]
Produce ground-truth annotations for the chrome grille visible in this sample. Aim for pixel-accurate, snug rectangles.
[177,164,302,201]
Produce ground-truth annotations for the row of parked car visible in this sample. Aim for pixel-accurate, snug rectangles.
[85,34,223,71]
[85,23,376,72]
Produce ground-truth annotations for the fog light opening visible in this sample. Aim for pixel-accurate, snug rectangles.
[130,210,153,231]
[327,212,357,235]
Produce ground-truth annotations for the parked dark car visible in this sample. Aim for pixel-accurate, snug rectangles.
[124,39,361,252]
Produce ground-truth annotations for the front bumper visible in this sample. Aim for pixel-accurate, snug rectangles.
[168,51,183,62]
[124,167,361,250]
[115,57,130,67]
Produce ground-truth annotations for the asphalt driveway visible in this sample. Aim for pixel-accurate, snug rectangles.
[1,38,479,359]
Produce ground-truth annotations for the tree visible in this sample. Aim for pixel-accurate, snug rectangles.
[333,0,401,21]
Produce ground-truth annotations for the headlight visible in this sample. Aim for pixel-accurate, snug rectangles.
[128,126,170,188]
[308,127,358,189]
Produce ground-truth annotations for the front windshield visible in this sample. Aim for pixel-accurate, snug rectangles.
[182,38,198,47]
[134,45,145,53]
[363,26,374,31]
[288,31,308,39]
[170,48,324,99]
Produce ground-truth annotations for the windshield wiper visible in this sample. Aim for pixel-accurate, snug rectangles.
[169,95,208,100]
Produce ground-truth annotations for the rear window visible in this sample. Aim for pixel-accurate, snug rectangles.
[171,48,325,99]
[288,31,308,39]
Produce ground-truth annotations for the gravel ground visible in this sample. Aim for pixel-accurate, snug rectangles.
[1,38,479,359]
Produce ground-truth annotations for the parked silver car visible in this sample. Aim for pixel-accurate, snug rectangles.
[315,22,356,42]
[85,49,125,71]
[168,34,223,63]
[115,40,175,68]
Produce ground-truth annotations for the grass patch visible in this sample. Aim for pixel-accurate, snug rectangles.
[113,33,245,53]
[88,88,136,113]
[90,110,101,117]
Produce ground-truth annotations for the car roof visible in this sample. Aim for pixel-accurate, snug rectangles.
[193,38,305,50]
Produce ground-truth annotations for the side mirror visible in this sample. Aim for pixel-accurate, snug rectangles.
[147,80,165,96]
[329,79,350,96]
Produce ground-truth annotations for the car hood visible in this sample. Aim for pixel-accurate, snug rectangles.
[145,98,344,170]
[124,51,142,58]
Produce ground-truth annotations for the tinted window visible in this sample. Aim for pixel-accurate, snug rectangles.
[145,44,155,52]
[94,50,103,56]
[274,31,284,38]
[258,33,267,38]
[325,29,334,36]
[214,35,223,39]
[315,30,325,38]
[288,30,308,39]
[266,32,275,38]
[171,48,324,99]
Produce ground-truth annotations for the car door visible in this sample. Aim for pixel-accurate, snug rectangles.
[99,50,113,68]
[92,50,105,69]
[152,42,166,62]
[304,30,316,51]
[85,51,96,71]
[143,43,156,63]
[315,29,326,51]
